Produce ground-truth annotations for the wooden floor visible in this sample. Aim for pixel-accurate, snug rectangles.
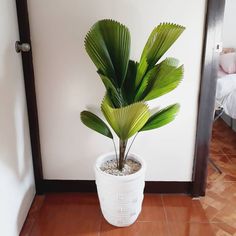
[20,119,236,236]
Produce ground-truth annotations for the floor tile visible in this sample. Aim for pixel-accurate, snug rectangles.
[167,222,215,236]
[30,193,101,236]
[221,143,236,155]
[212,204,236,228]
[211,223,236,235]
[227,155,236,164]
[208,153,236,182]
[100,218,169,236]
[212,119,236,155]
[162,195,209,223]
[210,141,224,155]
[20,196,45,236]
[211,154,231,164]
[137,194,166,222]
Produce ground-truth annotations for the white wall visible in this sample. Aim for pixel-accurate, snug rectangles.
[28,0,206,181]
[222,0,236,48]
[0,0,35,235]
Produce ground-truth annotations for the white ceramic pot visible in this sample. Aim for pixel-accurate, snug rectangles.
[94,152,146,227]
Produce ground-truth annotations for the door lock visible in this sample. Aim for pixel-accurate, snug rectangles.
[15,41,31,53]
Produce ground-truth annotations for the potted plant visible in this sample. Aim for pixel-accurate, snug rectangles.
[81,19,185,227]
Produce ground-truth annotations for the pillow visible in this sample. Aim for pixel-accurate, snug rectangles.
[219,52,236,74]
[217,66,227,78]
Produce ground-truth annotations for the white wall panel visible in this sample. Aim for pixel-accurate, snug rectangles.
[28,0,206,181]
[0,1,35,235]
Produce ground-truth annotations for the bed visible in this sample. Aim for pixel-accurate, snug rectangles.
[215,48,236,132]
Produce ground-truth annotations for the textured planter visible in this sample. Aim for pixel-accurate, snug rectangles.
[94,152,146,227]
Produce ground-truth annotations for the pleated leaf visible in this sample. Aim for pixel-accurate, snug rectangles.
[101,97,150,140]
[144,58,184,101]
[140,104,180,131]
[85,19,130,87]
[122,60,138,104]
[135,58,182,101]
[99,73,124,107]
[134,65,159,101]
[135,23,185,87]
[81,110,113,139]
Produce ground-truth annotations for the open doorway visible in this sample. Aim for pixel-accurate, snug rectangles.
[215,0,236,130]
[198,2,236,232]
[208,0,236,182]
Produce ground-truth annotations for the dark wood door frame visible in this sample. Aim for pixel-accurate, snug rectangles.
[15,0,225,196]
[191,0,225,197]
[15,0,44,194]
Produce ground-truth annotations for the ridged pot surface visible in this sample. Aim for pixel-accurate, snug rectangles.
[94,152,146,227]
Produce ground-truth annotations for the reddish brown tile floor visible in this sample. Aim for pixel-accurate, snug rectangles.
[20,118,236,236]
[200,118,236,236]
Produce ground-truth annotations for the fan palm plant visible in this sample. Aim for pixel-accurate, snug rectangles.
[81,19,185,171]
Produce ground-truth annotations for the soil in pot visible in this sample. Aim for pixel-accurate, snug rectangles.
[100,159,141,176]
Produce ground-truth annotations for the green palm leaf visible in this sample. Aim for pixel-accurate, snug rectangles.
[135,23,185,88]
[144,58,184,101]
[135,65,159,101]
[85,19,130,87]
[101,97,150,140]
[122,60,138,104]
[80,111,113,139]
[99,73,124,107]
[140,103,180,131]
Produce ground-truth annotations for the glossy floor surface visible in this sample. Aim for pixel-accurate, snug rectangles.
[21,119,236,236]
[200,118,236,235]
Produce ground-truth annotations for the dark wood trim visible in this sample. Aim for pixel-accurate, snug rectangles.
[43,180,192,194]
[192,0,225,197]
[15,0,44,194]
[145,181,192,194]
[44,180,96,193]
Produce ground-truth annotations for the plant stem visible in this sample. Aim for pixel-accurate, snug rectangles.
[112,139,118,167]
[124,133,138,161]
[118,139,127,171]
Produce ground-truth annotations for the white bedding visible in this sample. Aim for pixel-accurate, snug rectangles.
[216,74,236,119]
